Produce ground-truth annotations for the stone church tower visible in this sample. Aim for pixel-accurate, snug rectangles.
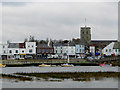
[80,26,91,44]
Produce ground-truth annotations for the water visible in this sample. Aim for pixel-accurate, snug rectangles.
[1,66,119,74]
[1,66,119,88]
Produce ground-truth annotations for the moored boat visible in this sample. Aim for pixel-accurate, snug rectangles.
[99,62,112,67]
[39,64,51,67]
[61,63,74,67]
[0,64,6,68]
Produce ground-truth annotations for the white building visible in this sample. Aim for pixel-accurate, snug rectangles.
[102,42,120,56]
[54,43,76,59]
[25,42,36,55]
[0,42,36,60]
[76,45,85,54]
[0,44,8,60]
[0,43,2,59]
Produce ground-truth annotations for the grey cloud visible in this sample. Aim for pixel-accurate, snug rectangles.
[2,2,118,42]
[2,2,28,7]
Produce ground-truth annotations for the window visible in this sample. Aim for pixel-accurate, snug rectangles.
[56,50,57,53]
[109,49,111,52]
[61,50,62,53]
[83,31,84,34]
[3,46,5,48]
[77,49,78,52]
[119,49,120,52]
[86,31,88,34]
[80,49,81,52]
[22,50,24,53]
[83,49,84,52]
[115,49,117,52]
[9,50,12,53]
[4,50,5,53]
[29,49,32,53]
[71,50,73,53]
[42,49,44,53]
[106,49,108,52]
[32,45,33,47]
[28,46,30,48]
[16,50,18,53]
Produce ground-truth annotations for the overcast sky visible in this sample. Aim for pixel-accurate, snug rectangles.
[1,2,118,43]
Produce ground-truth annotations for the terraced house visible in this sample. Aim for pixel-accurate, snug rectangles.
[0,42,36,60]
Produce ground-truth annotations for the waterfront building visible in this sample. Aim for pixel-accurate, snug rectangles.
[54,43,76,59]
[88,44,103,56]
[1,43,9,60]
[7,43,20,60]
[102,42,120,56]
[36,44,54,59]
[75,44,85,58]
[0,42,36,60]
[25,42,36,59]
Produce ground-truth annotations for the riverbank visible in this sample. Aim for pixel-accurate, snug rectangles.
[1,59,120,67]
[1,72,120,82]
[15,72,120,79]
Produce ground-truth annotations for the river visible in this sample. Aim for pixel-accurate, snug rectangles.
[0,66,119,88]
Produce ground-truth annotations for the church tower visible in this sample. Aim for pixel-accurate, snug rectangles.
[80,26,91,44]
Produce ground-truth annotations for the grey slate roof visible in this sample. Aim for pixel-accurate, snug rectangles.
[53,43,75,46]
[8,43,19,48]
[113,42,120,49]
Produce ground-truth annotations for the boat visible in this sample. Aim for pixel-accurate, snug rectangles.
[0,64,6,68]
[61,63,74,67]
[39,64,51,67]
[99,62,112,67]
[61,42,74,67]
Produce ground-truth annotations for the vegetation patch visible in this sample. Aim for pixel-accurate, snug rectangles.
[14,72,120,79]
[0,74,33,81]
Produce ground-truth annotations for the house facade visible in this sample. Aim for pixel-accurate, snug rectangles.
[102,42,120,56]
[1,44,9,60]
[36,44,54,59]
[54,43,76,59]
[0,42,36,60]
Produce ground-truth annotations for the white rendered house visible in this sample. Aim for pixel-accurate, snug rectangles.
[102,42,120,56]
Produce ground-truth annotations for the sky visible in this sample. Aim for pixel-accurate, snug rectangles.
[1,2,118,43]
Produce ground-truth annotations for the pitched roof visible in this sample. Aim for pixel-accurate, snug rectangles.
[113,42,120,49]
[8,43,25,48]
[53,43,75,46]
[8,43,19,48]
